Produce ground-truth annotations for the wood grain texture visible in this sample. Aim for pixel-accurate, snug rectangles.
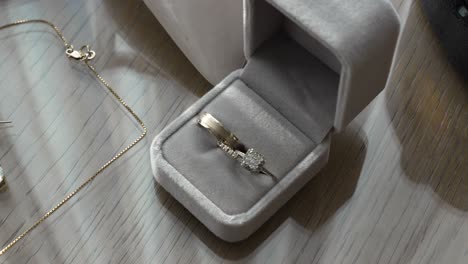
[0,0,466,263]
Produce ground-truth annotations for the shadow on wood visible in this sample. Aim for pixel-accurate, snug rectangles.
[385,2,468,211]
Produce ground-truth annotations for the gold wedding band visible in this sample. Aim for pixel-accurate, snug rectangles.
[198,112,246,152]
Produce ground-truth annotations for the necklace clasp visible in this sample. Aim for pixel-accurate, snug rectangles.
[66,45,96,61]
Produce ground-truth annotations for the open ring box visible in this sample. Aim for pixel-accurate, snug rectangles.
[150,0,400,242]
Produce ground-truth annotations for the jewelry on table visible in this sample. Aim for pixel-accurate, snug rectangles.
[0,20,147,256]
[197,112,275,178]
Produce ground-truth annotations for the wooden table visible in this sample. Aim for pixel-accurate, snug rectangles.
[0,0,466,263]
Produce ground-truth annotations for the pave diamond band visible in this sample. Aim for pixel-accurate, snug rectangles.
[198,112,275,178]
[217,141,241,159]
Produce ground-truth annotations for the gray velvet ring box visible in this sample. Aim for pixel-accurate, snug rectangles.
[150,0,400,242]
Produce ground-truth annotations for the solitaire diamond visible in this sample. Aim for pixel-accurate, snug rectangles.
[240,148,265,172]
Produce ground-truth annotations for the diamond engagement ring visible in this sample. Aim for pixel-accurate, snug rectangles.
[197,112,275,178]
[217,142,275,178]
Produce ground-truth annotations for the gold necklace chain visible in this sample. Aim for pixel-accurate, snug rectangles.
[0,19,147,256]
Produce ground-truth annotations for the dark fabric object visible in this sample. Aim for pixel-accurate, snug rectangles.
[422,0,468,79]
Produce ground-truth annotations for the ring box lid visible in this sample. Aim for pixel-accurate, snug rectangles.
[244,0,400,131]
